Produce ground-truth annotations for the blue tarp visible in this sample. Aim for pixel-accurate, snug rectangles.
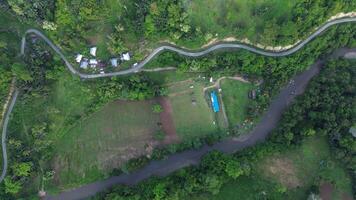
[210,91,220,112]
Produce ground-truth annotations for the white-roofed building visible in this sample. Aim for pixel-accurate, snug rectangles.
[121,52,130,61]
[80,60,88,69]
[90,47,97,56]
[75,54,83,63]
[110,58,118,67]
[89,59,98,67]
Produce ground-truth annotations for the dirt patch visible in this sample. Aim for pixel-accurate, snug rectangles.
[320,182,333,200]
[342,193,353,200]
[158,97,179,144]
[264,157,301,188]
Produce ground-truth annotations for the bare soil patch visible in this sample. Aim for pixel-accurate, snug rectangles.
[264,157,301,188]
[158,97,179,144]
[320,182,333,200]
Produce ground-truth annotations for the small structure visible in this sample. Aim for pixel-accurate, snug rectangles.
[121,52,130,61]
[75,54,83,63]
[110,58,118,67]
[350,126,356,138]
[249,90,257,99]
[90,47,97,56]
[80,59,88,69]
[210,91,220,113]
[133,62,138,67]
[209,77,213,83]
[89,59,98,67]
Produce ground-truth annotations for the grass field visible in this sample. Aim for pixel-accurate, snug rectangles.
[185,0,296,44]
[259,137,353,199]
[194,136,353,200]
[53,99,161,188]
[220,79,255,127]
[167,78,218,140]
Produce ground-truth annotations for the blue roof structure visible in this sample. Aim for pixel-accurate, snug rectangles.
[210,91,220,113]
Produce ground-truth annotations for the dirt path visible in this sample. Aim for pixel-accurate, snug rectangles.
[203,76,249,92]
[157,97,179,145]
[320,182,333,200]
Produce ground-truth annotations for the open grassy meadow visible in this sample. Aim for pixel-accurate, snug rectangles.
[53,99,161,188]
[185,0,296,44]
[167,78,218,140]
[220,79,255,127]
[193,136,353,200]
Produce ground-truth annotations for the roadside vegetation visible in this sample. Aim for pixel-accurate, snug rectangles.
[3,0,356,70]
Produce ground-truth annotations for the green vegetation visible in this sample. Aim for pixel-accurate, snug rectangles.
[2,38,164,198]
[186,0,296,45]
[193,137,353,200]
[94,59,355,199]
[1,1,356,199]
[54,100,160,189]
[220,79,255,126]
[167,78,218,139]
[6,0,356,68]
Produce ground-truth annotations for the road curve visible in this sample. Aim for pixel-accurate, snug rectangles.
[21,17,356,79]
[0,90,18,182]
[0,14,351,199]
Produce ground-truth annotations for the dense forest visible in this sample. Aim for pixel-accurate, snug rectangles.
[94,59,355,200]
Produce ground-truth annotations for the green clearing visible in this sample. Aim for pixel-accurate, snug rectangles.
[193,175,285,200]
[53,99,160,189]
[193,136,353,200]
[185,0,296,44]
[167,79,218,140]
[148,71,220,140]
[220,79,255,127]
[258,136,353,199]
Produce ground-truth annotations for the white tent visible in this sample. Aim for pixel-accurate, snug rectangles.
[80,60,88,69]
[121,52,130,61]
[75,54,83,63]
[89,59,98,66]
[90,47,97,56]
[110,58,118,67]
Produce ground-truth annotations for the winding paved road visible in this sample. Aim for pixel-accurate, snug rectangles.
[0,15,353,199]
[21,17,356,79]
[0,90,18,182]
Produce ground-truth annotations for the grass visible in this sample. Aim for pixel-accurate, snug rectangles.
[185,0,296,44]
[193,175,285,200]
[149,71,220,140]
[194,136,353,200]
[258,136,353,199]
[220,79,255,127]
[168,80,218,140]
[53,99,160,189]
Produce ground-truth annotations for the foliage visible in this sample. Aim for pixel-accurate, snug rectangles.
[154,131,165,141]
[95,59,355,199]
[152,104,163,113]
